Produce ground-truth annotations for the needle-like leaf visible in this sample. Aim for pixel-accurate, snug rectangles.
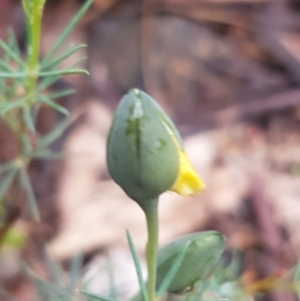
[81,290,120,301]
[23,106,36,132]
[0,72,27,78]
[31,150,67,160]
[19,168,40,222]
[156,242,190,297]
[126,230,148,301]
[0,95,32,114]
[44,246,64,286]
[7,28,21,59]
[39,69,89,76]
[0,40,25,68]
[22,0,31,17]
[38,116,76,147]
[0,162,14,174]
[41,97,70,115]
[0,61,13,72]
[43,88,75,100]
[108,253,117,299]
[42,0,93,64]
[67,254,83,296]
[0,168,17,202]
[40,44,87,70]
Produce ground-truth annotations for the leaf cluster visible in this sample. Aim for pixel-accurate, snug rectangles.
[0,0,92,222]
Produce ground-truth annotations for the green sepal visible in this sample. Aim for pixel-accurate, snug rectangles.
[156,231,225,293]
[107,89,179,203]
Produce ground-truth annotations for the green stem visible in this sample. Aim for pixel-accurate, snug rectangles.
[26,0,44,107]
[139,198,159,301]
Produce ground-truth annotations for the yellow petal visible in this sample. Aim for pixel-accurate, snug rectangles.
[170,151,206,196]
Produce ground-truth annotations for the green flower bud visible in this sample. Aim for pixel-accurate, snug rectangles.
[156,231,225,293]
[106,89,179,203]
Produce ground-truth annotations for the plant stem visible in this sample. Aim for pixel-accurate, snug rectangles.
[139,198,159,301]
[26,0,44,107]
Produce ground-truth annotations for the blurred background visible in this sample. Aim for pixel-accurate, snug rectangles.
[1,0,300,300]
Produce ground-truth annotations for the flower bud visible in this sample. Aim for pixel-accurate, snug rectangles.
[156,231,225,293]
[107,89,206,203]
[106,89,179,202]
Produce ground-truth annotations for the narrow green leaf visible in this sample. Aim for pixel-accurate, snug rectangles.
[0,161,14,174]
[38,57,87,91]
[22,0,31,17]
[189,279,210,301]
[40,44,87,70]
[32,150,67,160]
[4,28,19,66]
[0,96,30,114]
[38,75,60,91]
[25,265,68,301]
[81,290,119,301]
[38,116,75,147]
[0,77,4,94]
[0,72,27,78]
[226,250,241,281]
[44,246,64,286]
[42,0,93,64]
[30,149,50,160]
[44,88,75,100]
[0,40,25,68]
[126,230,148,301]
[7,28,21,58]
[0,168,17,202]
[35,280,68,301]
[157,242,190,297]
[39,69,89,77]
[108,253,117,299]
[0,102,20,115]
[23,106,36,132]
[19,168,40,222]
[67,254,83,296]
[0,69,88,78]
[41,97,69,115]
[4,76,22,100]
[0,61,13,72]
[2,115,19,132]
[21,135,33,156]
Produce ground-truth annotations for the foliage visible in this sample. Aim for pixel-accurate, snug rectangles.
[0,0,92,227]
[0,0,91,298]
